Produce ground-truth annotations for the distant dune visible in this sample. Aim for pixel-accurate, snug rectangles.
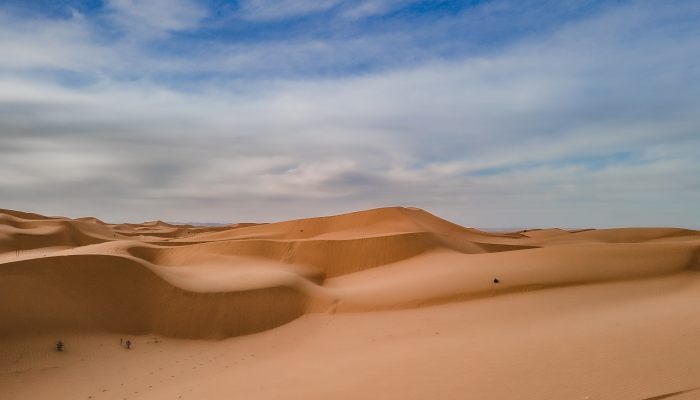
[1,207,699,399]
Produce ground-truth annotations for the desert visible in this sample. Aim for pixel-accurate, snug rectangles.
[1,206,699,399]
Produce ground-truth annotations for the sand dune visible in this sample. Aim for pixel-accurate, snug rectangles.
[1,207,699,399]
[0,254,305,339]
[181,206,517,241]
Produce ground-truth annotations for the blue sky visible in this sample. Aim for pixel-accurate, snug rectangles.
[0,0,699,227]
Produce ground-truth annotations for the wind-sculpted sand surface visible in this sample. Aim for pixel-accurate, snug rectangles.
[1,207,699,399]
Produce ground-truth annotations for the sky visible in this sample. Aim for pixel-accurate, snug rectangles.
[0,0,698,227]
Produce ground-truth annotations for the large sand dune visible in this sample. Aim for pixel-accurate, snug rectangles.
[1,207,699,399]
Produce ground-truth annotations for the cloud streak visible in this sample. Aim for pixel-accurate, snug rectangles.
[0,0,698,227]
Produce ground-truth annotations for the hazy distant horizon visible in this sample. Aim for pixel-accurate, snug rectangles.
[10,205,698,231]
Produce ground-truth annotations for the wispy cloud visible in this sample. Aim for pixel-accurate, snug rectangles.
[105,0,208,36]
[0,0,698,227]
[340,0,419,19]
[237,0,342,20]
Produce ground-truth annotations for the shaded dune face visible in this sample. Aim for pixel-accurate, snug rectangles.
[0,207,698,339]
[0,255,305,339]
